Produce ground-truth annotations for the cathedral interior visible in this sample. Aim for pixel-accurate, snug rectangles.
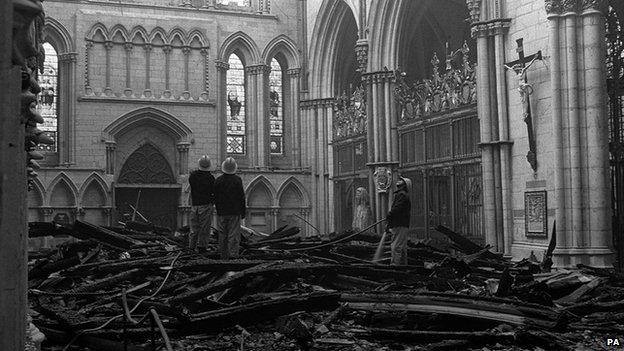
[2,0,624,350]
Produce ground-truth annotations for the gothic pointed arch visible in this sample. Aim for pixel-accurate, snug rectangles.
[149,27,168,44]
[309,0,359,97]
[188,29,209,48]
[277,177,310,207]
[44,17,74,53]
[218,31,261,65]
[87,23,109,42]
[109,24,129,43]
[47,173,78,206]
[28,177,46,207]
[129,26,149,44]
[79,173,110,207]
[246,175,277,206]
[102,107,193,143]
[118,143,176,184]
[169,27,188,46]
[262,35,300,69]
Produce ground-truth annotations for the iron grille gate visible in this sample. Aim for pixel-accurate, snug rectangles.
[607,4,624,270]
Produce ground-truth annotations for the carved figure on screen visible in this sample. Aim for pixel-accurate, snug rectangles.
[352,187,373,232]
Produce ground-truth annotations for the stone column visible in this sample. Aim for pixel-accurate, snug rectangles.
[182,46,191,99]
[104,41,113,96]
[163,45,172,98]
[287,68,301,167]
[270,207,279,231]
[143,44,152,97]
[581,3,612,261]
[177,142,191,175]
[473,27,497,250]
[246,64,271,168]
[58,52,77,165]
[85,41,93,95]
[123,43,133,97]
[105,141,116,175]
[200,48,209,100]
[215,60,229,161]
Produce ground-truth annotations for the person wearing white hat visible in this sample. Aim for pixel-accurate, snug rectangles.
[188,155,216,253]
[386,176,412,265]
[214,157,246,259]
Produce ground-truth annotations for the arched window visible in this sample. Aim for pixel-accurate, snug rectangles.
[226,53,246,154]
[37,42,59,153]
[269,58,283,155]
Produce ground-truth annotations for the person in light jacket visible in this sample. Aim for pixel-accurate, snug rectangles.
[214,157,246,259]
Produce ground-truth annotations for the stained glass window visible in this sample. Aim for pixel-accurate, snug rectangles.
[37,42,58,152]
[226,54,246,154]
[269,58,283,155]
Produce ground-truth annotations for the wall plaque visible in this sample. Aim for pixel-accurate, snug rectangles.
[525,191,547,236]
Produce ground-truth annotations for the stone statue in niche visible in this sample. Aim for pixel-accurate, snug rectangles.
[227,91,242,119]
[352,187,373,232]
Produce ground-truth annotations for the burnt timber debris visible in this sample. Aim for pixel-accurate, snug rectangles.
[28,221,623,350]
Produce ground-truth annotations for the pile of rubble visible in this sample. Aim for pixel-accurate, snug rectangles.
[28,220,624,350]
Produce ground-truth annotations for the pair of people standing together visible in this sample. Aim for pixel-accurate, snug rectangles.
[188,155,246,259]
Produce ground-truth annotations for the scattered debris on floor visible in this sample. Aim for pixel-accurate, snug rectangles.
[28,220,624,350]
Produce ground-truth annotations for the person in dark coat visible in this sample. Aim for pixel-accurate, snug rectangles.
[188,155,216,252]
[214,157,246,259]
[386,177,412,265]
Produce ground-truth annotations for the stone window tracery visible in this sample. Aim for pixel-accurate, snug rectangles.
[37,42,58,152]
[269,58,283,155]
[227,53,246,154]
[217,0,250,6]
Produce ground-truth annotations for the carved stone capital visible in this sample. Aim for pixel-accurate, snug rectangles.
[200,48,208,56]
[86,41,94,49]
[105,141,117,151]
[181,46,191,55]
[123,43,134,51]
[245,64,271,75]
[42,207,54,216]
[163,45,172,54]
[104,41,114,50]
[215,60,230,71]
[58,52,77,63]
[176,142,191,152]
[144,44,153,52]
[286,68,301,77]
[581,0,608,14]
[471,19,512,37]
[545,0,606,15]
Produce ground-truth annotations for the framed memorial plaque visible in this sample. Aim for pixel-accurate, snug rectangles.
[525,191,547,236]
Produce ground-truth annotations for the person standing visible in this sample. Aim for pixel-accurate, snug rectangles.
[214,157,246,259]
[188,155,216,253]
[386,177,412,265]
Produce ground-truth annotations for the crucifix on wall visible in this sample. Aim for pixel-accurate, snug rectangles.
[504,38,542,172]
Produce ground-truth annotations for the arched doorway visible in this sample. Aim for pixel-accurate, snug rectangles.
[115,143,180,229]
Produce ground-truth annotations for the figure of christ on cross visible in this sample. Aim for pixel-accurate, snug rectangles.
[504,38,543,172]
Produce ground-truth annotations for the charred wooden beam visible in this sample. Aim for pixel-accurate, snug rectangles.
[36,326,149,351]
[184,292,340,333]
[28,221,73,237]
[175,259,268,273]
[66,268,141,294]
[72,220,145,250]
[434,225,501,260]
[28,255,80,281]
[345,327,516,344]
[341,292,561,329]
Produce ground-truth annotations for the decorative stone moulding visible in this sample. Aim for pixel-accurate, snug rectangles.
[332,85,367,140]
[545,0,608,15]
[394,42,476,123]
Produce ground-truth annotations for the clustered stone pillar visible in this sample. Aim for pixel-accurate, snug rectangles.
[143,44,152,97]
[245,64,271,168]
[215,60,229,161]
[105,141,116,174]
[300,98,334,234]
[469,3,513,255]
[58,52,77,165]
[545,0,613,267]
[104,41,113,96]
[286,68,302,167]
[363,70,398,233]
[177,142,190,174]
[123,42,133,96]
